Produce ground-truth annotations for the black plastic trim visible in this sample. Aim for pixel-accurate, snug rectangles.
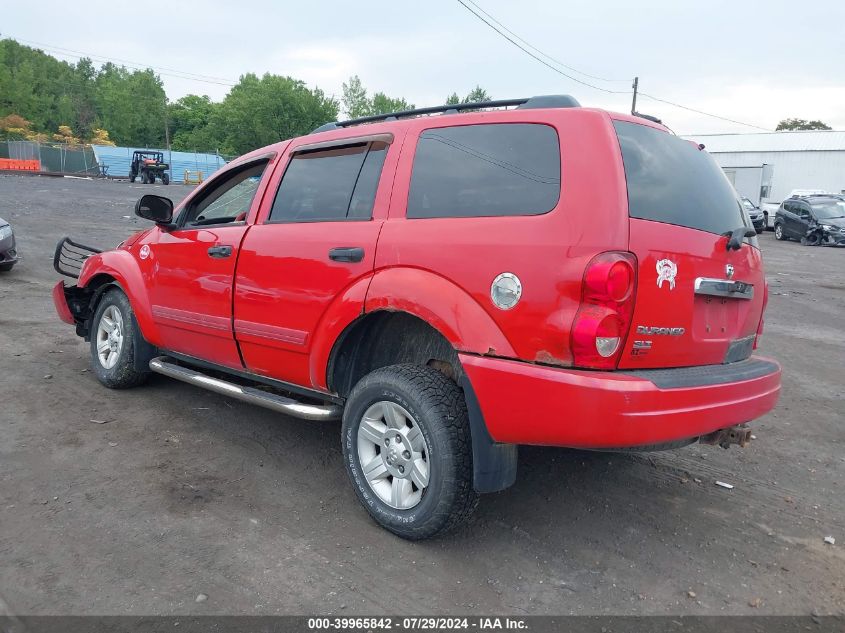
[620,358,779,389]
[459,375,518,494]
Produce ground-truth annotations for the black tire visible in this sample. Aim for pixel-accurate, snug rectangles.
[90,288,151,389]
[774,223,787,241]
[0,262,14,272]
[162,172,170,185]
[755,227,763,235]
[342,364,478,540]
[129,174,136,183]
[763,212,769,230]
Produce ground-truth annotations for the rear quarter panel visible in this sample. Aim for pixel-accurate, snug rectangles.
[372,109,629,365]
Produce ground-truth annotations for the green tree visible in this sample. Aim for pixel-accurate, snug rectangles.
[168,94,222,152]
[445,92,460,105]
[212,73,338,155]
[369,92,413,115]
[341,75,369,119]
[94,63,167,146]
[341,75,414,118]
[463,85,491,103]
[776,118,832,131]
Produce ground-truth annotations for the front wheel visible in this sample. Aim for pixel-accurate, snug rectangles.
[0,262,14,272]
[342,364,478,540]
[162,172,170,185]
[774,223,787,240]
[90,288,151,389]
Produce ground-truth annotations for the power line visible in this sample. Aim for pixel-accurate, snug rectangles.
[455,0,773,131]
[638,92,772,131]
[9,37,237,87]
[462,0,630,83]
[454,0,629,95]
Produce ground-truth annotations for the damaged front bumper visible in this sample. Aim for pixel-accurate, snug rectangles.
[801,225,845,246]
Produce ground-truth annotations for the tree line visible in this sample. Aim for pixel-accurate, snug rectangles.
[0,38,492,157]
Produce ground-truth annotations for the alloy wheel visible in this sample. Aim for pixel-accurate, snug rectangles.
[356,400,430,510]
[96,305,125,370]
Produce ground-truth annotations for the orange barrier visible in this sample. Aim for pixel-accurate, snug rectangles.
[0,158,41,171]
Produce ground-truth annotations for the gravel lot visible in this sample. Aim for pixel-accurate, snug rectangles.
[0,174,842,616]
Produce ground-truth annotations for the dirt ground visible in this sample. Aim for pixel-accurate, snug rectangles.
[0,174,842,616]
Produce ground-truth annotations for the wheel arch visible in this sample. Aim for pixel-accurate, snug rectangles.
[327,309,517,494]
[78,250,160,346]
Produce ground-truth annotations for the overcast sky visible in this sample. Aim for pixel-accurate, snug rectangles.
[6,0,844,134]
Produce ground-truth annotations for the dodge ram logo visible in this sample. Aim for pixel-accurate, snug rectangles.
[656,259,677,290]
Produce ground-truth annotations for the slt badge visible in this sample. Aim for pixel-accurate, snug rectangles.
[656,258,677,290]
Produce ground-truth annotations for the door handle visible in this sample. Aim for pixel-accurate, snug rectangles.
[207,245,233,258]
[329,247,364,263]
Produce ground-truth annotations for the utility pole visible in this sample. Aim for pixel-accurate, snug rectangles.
[631,76,639,114]
[163,98,172,182]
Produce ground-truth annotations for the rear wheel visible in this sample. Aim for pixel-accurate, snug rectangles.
[342,364,478,540]
[90,288,151,389]
[0,262,14,272]
[774,223,786,241]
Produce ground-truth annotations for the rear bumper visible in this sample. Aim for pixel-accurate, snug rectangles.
[460,354,781,448]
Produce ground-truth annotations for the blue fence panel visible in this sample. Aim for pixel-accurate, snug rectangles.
[91,146,227,183]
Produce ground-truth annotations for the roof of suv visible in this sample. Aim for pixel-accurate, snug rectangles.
[225,94,671,171]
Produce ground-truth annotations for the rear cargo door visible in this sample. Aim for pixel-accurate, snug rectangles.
[613,120,765,369]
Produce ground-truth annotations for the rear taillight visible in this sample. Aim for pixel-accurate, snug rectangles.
[753,280,768,350]
[571,252,637,369]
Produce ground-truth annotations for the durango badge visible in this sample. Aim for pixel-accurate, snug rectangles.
[656,259,677,290]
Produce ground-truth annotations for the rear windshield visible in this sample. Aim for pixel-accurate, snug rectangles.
[614,120,747,235]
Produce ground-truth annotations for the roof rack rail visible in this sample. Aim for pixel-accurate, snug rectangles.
[311,94,581,133]
[633,111,663,124]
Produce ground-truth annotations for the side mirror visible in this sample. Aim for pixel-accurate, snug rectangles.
[135,195,174,225]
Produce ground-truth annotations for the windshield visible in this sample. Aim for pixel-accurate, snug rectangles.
[614,121,748,235]
[810,199,845,219]
[741,198,756,211]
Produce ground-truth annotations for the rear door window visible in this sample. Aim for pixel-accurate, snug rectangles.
[269,142,388,223]
[614,120,747,235]
[407,123,560,219]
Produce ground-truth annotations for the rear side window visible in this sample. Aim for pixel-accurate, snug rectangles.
[614,120,747,235]
[269,142,387,222]
[407,123,560,219]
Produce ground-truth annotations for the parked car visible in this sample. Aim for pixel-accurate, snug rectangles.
[52,95,781,539]
[763,189,834,229]
[741,197,766,233]
[0,216,19,271]
[774,194,845,245]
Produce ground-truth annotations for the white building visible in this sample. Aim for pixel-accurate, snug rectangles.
[682,130,845,206]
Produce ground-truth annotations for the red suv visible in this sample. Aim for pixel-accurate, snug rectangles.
[53,95,781,539]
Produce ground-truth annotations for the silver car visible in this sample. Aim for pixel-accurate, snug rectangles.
[0,216,19,271]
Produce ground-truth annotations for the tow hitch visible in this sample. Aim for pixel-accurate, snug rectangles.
[699,424,753,449]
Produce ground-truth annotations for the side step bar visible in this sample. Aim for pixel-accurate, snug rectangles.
[149,357,343,421]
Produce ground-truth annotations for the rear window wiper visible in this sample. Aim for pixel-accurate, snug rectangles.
[722,226,757,251]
